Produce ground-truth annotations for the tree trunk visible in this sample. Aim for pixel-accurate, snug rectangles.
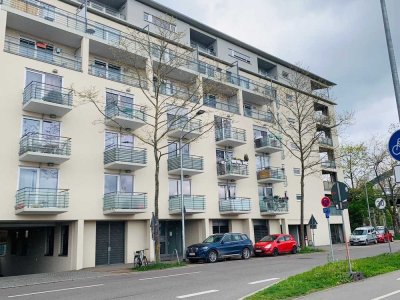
[154,149,161,262]
[300,165,305,248]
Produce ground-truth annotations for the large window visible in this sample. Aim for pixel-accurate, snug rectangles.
[94,60,121,80]
[105,131,134,149]
[20,38,54,60]
[258,185,273,199]
[169,179,191,196]
[256,154,270,170]
[19,167,58,191]
[104,175,133,194]
[168,141,189,158]
[218,184,236,199]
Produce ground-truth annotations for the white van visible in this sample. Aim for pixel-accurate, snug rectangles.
[349,226,377,245]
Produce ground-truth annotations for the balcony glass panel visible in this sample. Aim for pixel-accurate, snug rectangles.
[89,64,146,89]
[104,145,147,165]
[15,187,69,209]
[319,136,333,147]
[257,167,286,181]
[215,127,246,142]
[243,106,274,123]
[204,96,239,114]
[168,195,205,211]
[167,155,204,171]
[259,197,289,214]
[321,160,336,169]
[254,136,282,149]
[217,163,248,176]
[19,133,71,156]
[105,101,146,122]
[23,81,73,106]
[103,192,147,210]
[219,198,251,212]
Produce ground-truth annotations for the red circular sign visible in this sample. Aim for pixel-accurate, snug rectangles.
[321,196,331,208]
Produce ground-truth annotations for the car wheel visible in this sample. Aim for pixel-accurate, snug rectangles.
[241,247,251,260]
[188,259,196,263]
[374,239,377,244]
[272,248,279,257]
[291,246,297,254]
[207,250,218,263]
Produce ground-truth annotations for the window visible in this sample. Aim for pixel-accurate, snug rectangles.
[105,90,134,118]
[20,38,54,60]
[105,131,134,149]
[44,227,54,256]
[219,184,236,199]
[296,195,302,202]
[168,141,189,158]
[22,117,60,138]
[60,225,69,256]
[104,174,133,194]
[228,48,251,63]
[25,70,62,102]
[93,60,121,80]
[256,155,270,170]
[169,179,191,196]
[293,168,301,176]
[286,94,293,102]
[19,167,58,192]
[144,12,176,32]
[212,220,229,234]
[258,185,273,199]
[216,149,233,163]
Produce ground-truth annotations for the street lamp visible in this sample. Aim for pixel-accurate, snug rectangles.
[180,109,205,260]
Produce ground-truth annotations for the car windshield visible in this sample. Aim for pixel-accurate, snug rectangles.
[203,235,223,243]
[353,229,367,235]
[260,235,278,242]
[376,229,385,234]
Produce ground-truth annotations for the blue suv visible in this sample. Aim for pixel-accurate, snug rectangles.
[186,233,253,263]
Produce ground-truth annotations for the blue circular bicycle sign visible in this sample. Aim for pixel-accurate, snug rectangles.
[388,130,400,161]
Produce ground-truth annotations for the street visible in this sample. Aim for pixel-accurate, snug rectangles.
[0,242,398,300]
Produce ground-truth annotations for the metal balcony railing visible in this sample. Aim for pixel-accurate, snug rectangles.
[87,0,126,20]
[190,42,216,56]
[4,36,82,71]
[23,81,73,106]
[243,106,274,123]
[259,197,289,214]
[104,145,147,165]
[217,162,249,176]
[19,133,71,156]
[169,195,205,212]
[167,117,202,134]
[105,101,146,122]
[321,160,336,169]
[167,155,204,171]
[15,187,69,209]
[103,192,147,211]
[254,136,282,149]
[215,127,246,142]
[257,167,286,181]
[315,113,330,125]
[319,136,333,147]
[89,64,147,89]
[240,78,277,100]
[219,198,251,212]
[323,181,334,191]
[158,85,199,103]
[204,96,239,114]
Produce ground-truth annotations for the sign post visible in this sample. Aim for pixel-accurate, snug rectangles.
[308,215,318,248]
[321,197,334,262]
[375,198,392,253]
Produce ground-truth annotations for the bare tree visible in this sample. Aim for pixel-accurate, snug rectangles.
[339,143,369,188]
[266,68,352,248]
[77,17,218,262]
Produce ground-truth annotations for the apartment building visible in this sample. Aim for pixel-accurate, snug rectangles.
[0,0,350,276]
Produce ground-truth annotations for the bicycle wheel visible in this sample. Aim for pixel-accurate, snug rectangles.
[142,257,148,266]
[134,256,141,268]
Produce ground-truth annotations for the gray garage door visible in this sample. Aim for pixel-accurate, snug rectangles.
[95,221,125,265]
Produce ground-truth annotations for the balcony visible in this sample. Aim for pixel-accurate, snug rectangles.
[257,167,286,183]
[167,155,204,176]
[319,136,333,147]
[104,145,146,171]
[159,85,199,103]
[217,162,249,180]
[203,96,239,114]
[259,197,289,215]
[4,36,82,71]
[89,64,147,89]
[323,181,334,192]
[169,195,206,214]
[243,107,274,123]
[241,77,277,105]
[321,160,336,170]
[254,137,282,154]
[315,113,330,125]
[190,41,216,56]
[103,192,147,215]
[167,118,202,140]
[219,198,251,215]
[22,82,73,116]
[215,127,246,147]
[15,188,69,215]
[19,133,71,164]
[87,0,126,20]
[105,101,146,130]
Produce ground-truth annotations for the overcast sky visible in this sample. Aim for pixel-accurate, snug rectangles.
[157,0,400,144]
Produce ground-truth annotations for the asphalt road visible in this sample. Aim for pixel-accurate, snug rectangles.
[0,242,398,300]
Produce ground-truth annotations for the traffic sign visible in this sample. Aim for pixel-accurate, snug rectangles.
[394,165,400,183]
[331,182,349,208]
[375,198,386,210]
[308,214,318,229]
[321,196,331,208]
[388,130,400,161]
[323,207,330,218]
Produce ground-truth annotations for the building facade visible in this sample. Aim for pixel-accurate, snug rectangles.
[0,0,350,276]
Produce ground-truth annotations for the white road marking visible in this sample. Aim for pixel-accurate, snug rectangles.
[371,290,400,300]
[248,277,280,285]
[176,290,219,298]
[396,277,400,280]
[8,284,104,298]
[139,271,201,281]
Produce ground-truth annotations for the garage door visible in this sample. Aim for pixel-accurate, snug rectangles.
[95,221,125,265]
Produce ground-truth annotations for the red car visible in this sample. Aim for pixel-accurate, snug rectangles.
[376,226,394,243]
[254,234,298,256]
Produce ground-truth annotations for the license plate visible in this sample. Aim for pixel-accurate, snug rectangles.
[189,253,196,256]
[255,249,262,252]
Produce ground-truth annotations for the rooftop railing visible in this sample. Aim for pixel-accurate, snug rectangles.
[190,41,216,56]
[104,145,147,165]
[169,195,205,212]
[203,96,239,114]
[4,36,82,71]
[103,192,147,211]
[19,133,71,156]
[23,81,73,106]
[15,187,69,210]
[219,198,251,212]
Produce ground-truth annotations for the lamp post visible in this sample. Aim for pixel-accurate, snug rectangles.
[180,109,205,260]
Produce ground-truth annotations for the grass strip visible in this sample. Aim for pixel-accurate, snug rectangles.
[247,251,400,300]
[298,246,324,254]
[133,261,187,272]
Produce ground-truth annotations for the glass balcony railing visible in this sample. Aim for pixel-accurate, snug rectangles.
[190,41,216,56]
[203,96,239,114]
[104,145,147,165]
[215,127,246,143]
[321,160,336,169]
[167,117,202,134]
[23,81,73,107]
[4,36,82,71]
[105,101,146,122]
[217,162,249,177]
[319,136,333,147]
[257,167,286,181]
[240,77,277,100]
[15,187,69,210]
[243,106,274,123]
[168,195,205,212]
[19,133,71,156]
[87,0,126,20]
[219,198,251,213]
[259,197,289,214]
[89,64,147,89]
[315,113,330,125]
[158,85,198,103]
[254,137,282,150]
[103,192,147,211]
[167,155,204,172]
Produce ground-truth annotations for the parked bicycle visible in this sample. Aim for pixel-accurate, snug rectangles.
[134,249,148,268]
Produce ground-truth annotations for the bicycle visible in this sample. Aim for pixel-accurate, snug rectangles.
[133,249,148,268]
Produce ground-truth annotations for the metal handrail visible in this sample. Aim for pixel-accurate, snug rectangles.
[4,36,82,71]
[19,133,71,156]
[158,85,199,103]
[15,187,69,209]
[219,198,251,212]
[105,100,146,122]
[87,0,126,20]
[257,167,286,180]
[204,96,239,114]
[215,126,246,142]
[104,145,147,165]
[259,197,289,213]
[167,155,204,171]
[89,64,147,89]
[167,115,202,133]
[103,192,147,210]
[23,81,73,106]
[243,106,274,123]
[168,194,205,211]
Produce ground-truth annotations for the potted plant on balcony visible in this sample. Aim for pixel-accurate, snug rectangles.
[243,154,249,164]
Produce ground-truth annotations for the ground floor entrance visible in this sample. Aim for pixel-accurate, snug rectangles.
[160,220,182,259]
[330,224,344,244]
[253,220,269,242]
[95,221,125,265]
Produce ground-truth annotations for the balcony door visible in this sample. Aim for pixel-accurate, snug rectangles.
[256,154,270,170]
[168,179,191,197]
[258,185,273,199]
[215,116,232,139]
[25,70,62,102]
[22,117,60,146]
[105,131,134,150]
[168,141,189,158]
[218,184,236,200]
[104,175,133,194]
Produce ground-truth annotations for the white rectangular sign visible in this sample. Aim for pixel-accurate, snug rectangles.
[394,165,400,183]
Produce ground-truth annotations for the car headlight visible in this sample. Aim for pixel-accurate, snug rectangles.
[201,246,209,251]
[264,244,272,249]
